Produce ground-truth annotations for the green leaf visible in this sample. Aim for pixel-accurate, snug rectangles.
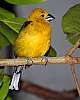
[0,75,11,100]
[45,46,57,57]
[0,22,17,45]
[6,95,12,100]
[1,17,26,33]
[0,68,4,80]
[0,7,17,47]
[0,81,3,88]
[0,7,15,20]
[0,68,4,88]
[62,4,80,45]
[5,0,47,5]
[0,32,9,48]
[0,17,26,47]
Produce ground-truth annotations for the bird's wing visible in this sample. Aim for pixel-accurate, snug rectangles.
[19,21,32,32]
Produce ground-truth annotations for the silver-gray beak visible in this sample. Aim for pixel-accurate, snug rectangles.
[45,14,55,21]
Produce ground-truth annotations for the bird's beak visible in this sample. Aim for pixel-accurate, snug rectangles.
[45,14,55,21]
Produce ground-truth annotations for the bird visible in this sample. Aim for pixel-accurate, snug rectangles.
[9,8,55,90]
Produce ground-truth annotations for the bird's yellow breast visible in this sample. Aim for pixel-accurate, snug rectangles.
[15,20,51,58]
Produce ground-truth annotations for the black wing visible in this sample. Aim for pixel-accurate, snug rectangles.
[19,21,32,32]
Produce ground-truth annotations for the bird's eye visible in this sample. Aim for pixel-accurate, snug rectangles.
[41,14,44,17]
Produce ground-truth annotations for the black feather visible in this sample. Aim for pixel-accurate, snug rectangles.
[19,21,32,32]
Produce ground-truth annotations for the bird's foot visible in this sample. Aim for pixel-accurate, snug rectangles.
[16,57,33,69]
[25,57,33,69]
[41,56,48,67]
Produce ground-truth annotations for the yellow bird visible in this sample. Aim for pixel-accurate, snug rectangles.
[9,8,55,90]
[15,8,55,57]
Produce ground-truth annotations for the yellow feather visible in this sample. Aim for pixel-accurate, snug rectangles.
[15,8,52,58]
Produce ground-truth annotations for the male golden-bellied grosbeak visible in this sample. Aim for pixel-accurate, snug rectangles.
[9,8,55,90]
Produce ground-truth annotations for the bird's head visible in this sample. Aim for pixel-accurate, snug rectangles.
[27,8,55,22]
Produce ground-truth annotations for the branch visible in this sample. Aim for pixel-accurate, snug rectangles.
[20,79,76,100]
[0,39,80,67]
[0,56,80,67]
[65,39,80,56]
[65,39,80,96]
[70,64,80,96]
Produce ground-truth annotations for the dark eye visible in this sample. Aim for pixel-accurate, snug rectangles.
[41,14,44,17]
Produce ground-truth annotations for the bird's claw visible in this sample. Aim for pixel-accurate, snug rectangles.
[41,57,48,66]
[25,57,33,68]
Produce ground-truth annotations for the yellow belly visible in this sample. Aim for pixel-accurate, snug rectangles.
[15,33,50,57]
